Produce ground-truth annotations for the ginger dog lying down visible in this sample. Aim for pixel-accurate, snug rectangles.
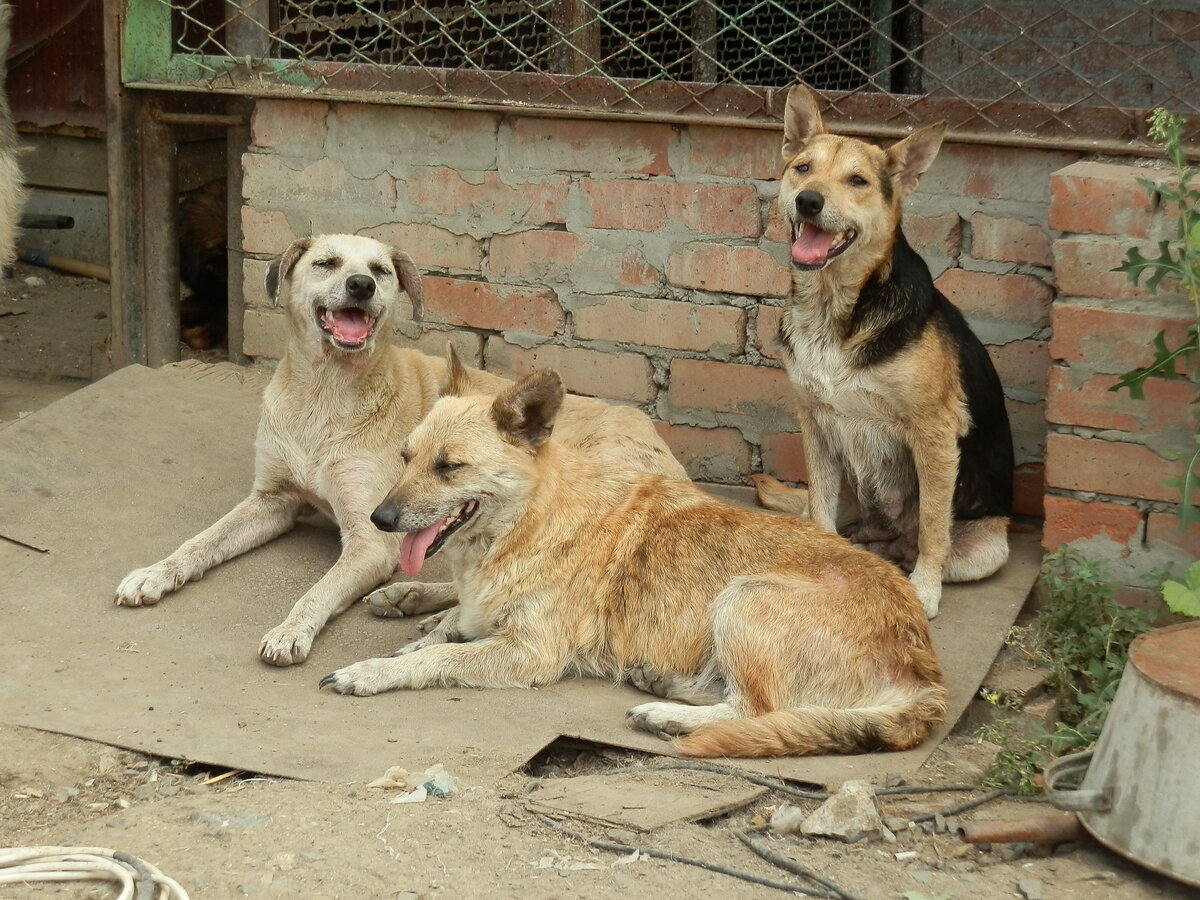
[321,361,947,758]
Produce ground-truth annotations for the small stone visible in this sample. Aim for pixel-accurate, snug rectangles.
[55,786,80,803]
[1017,877,1044,900]
[768,804,808,835]
[1000,842,1029,862]
[605,828,637,846]
[800,780,884,843]
[158,781,181,797]
[23,276,45,288]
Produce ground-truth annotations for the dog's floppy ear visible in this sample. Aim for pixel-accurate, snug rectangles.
[491,369,564,451]
[391,249,424,323]
[885,122,947,197]
[440,343,474,398]
[264,238,312,307]
[781,84,826,162]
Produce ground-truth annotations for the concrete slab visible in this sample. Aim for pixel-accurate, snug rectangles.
[0,362,1040,786]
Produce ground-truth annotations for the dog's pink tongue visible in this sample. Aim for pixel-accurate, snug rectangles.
[330,308,373,345]
[399,520,445,576]
[792,223,835,265]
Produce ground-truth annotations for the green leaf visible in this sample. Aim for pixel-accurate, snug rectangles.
[1164,580,1200,618]
[1184,559,1200,591]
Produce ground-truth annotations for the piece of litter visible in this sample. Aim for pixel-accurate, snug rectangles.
[611,850,647,867]
[368,766,411,790]
[23,276,45,288]
[419,763,457,798]
[895,850,919,861]
[391,785,428,804]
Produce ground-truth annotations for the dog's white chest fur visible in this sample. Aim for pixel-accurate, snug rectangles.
[781,309,913,499]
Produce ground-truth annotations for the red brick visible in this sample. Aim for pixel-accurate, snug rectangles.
[988,340,1049,396]
[935,268,1052,327]
[508,118,672,175]
[423,277,564,335]
[1046,365,1198,435]
[760,430,808,484]
[1051,160,1161,236]
[1045,433,1185,503]
[1013,462,1045,518]
[240,208,296,255]
[572,295,745,354]
[1042,495,1141,552]
[1147,511,1200,557]
[668,244,791,298]
[970,213,1052,267]
[764,203,789,244]
[667,358,792,415]
[490,231,660,291]
[906,212,962,259]
[756,304,785,359]
[485,340,654,403]
[251,99,328,153]
[242,154,395,207]
[405,168,569,226]
[687,126,783,180]
[393,328,484,366]
[366,223,482,271]
[1048,297,1194,374]
[1053,236,1177,299]
[653,422,750,482]
[581,180,760,237]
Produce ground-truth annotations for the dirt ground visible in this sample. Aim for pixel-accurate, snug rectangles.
[1,265,1195,899]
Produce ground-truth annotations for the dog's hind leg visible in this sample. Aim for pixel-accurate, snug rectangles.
[944,516,1010,582]
[364,581,457,618]
[391,608,465,656]
[628,664,724,705]
[115,489,306,607]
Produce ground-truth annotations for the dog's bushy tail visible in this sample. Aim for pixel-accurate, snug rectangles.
[674,683,947,759]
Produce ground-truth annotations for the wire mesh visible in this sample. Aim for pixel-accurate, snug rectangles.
[151,0,1199,144]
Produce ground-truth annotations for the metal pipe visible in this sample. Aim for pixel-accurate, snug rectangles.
[958,814,1083,845]
[128,79,1184,162]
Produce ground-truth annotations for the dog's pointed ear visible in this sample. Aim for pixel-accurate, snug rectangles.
[491,369,564,450]
[782,84,826,162]
[391,249,423,323]
[264,238,312,307]
[440,343,474,398]
[885,122,947,197]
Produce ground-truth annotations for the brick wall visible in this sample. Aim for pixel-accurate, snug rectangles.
[239,99,1068,518]
[1045,160,1199,595]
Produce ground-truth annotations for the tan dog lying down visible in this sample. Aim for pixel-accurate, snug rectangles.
[115,234,685,665]
[321,362,947,758]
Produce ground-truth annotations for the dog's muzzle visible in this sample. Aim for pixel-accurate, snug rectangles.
[789,191,858,270]
[316,274,380,350]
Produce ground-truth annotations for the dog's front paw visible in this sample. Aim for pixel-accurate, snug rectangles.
[114,562,186,607]
[911,575,941,619]
[259,624,314,666]
[319,658,395,696]
[626,701,692,739]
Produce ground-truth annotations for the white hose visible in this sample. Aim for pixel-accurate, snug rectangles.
[0,847,189,900]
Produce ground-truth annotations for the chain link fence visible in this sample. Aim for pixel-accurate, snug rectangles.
[145,0,1199,145]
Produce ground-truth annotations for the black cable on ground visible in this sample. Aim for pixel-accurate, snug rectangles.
[735,829,869,900]
[532,812,840,897]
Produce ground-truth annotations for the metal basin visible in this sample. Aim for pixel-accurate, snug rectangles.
[1045,620,1200,887]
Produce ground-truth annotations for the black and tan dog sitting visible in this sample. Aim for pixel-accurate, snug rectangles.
[753,84,1013,619]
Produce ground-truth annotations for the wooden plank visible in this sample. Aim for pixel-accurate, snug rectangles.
[524,770,766,833]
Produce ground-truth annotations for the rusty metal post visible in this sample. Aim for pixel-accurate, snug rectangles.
[141,98,180,368]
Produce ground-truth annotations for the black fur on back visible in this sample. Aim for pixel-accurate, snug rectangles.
[848,229,1013,519]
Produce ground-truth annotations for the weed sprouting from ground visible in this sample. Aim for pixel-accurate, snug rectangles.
[977,548,1156,794]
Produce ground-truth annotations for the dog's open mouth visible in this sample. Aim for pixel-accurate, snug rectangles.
[318,305,377,350]
[399,499,479,576]
[790,222,857,270]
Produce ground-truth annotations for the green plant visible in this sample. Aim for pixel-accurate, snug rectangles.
[1163,559,1200,617]
[1111,108,1200,526]
[976,549,1156,793]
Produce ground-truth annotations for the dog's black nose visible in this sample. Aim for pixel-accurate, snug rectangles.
[795,190,824,218]
[371,502,400,532]
[346,274,376,300]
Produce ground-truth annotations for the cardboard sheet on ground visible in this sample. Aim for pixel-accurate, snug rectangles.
[0,363,1040,786]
